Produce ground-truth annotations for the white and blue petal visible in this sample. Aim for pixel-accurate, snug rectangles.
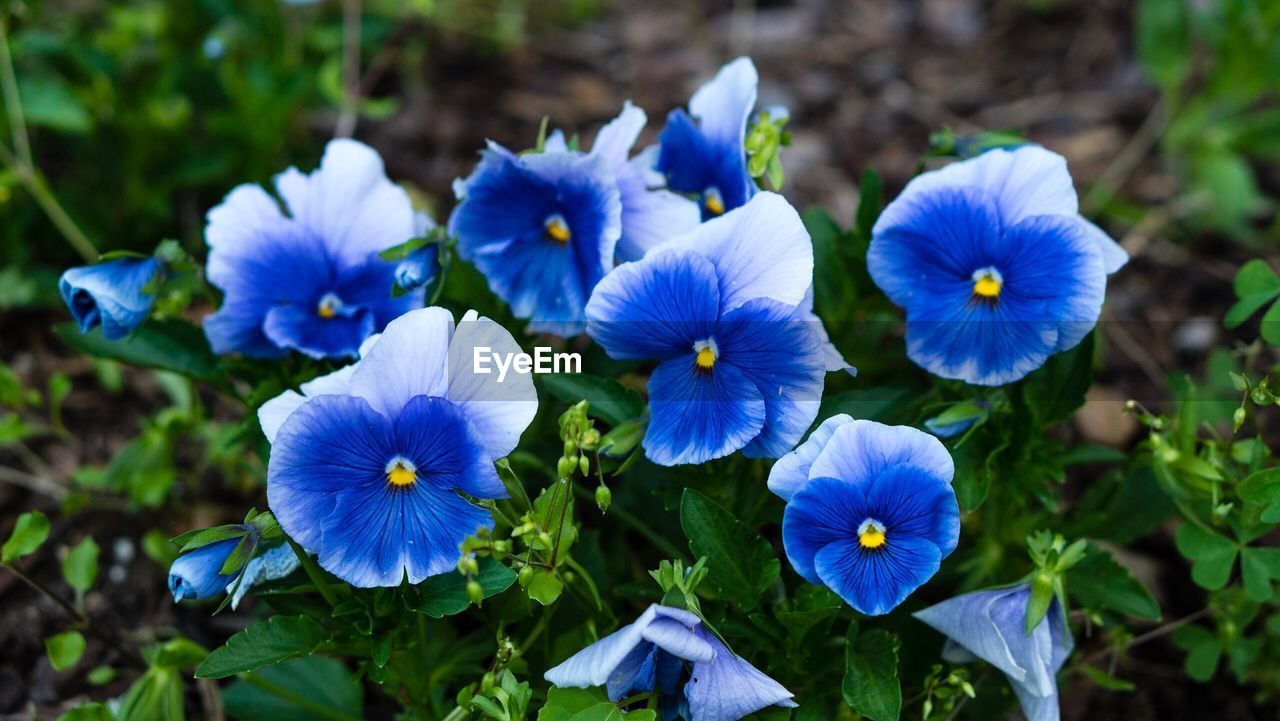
[684,626,796,721]
[766,413,855,501]
[59,258,161,340]
[688,57,759,148]
[807,420,955,492]
[445,310,539,460]
[544,604,713,692]
[347,307,454,420]
[644,356,766,466]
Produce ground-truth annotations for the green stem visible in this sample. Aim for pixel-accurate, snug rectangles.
[0,17,31,167]
[4,562,85,624]
[572,485,686,560]
[439,706,470,721]
[244,673,364,721]
[287,537,339,607]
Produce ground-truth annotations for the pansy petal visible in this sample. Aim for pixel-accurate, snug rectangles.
[348,307,454,418]
[767,413,855,501]
[781,475,865,585]
[275,139,417,270]
[641,617,716,664]
[257,363,357,444]
[615,156,702,262]
[688,57,758,148]
[263,303,375,360]
[1078,216,1128,274]
[393,396,505,500]
[913,587,1033,685]
[808,420,954,490]
[644,356,767,466]
[1011,684,1062,721]
[267,394,396,552]
[59,258,161,340]
[861,465,960,558]
[204,183,288,256]
[685,626,796,721]
[546,605,672,688]
[592,101,646,168]
[716,298,824,458]
[586,248,720,360]
[814,533,942,616]
[663,192,813,313]
[446,310,538,460]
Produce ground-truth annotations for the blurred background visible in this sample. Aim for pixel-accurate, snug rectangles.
[1,0,1278,719]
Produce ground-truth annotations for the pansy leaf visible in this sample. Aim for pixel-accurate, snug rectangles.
[841,627,901,721]
[1174,524,1238,591]
[2,510,50,564]
[537,686,656,721]
[56,320,221,382]
[195,615,329,679]
[540,373,644,427]
[526,569,565,606]
[416,559,517,617]
[1019,332,1094,426]
[222,656,364,721]
[1068,544,1160,620]
[1077,665,1135,692]
[45,630,86,672]
[62,537,100,594]
[680,489,780,611]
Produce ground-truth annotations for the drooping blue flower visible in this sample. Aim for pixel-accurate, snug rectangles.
[203,139,423,360]
[585,192,825,466]
[770,417,959,615]
[394,213,443,292]
[589,101,701,262]
[262,307,538,587]
[657,58,759,220]
[544,604,714,701]
[168,538,239,602]
[544,605,795,721]
[59,257,162,340]
[867,145,1127,386]
[449,136,622,336]
[914,585,1073,721]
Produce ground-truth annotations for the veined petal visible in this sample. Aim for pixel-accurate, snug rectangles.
[348,307,454,419]
[393,396,505,500]
[545,605,705,689]
[662,192,813,313]
[684,626,796,721]
[807,420,954,491]
[767,413,855,501]
[1077,216,1128,275]
[585,248,720,360]
[275,139,417,271]
[592,100,647,168]
[644,356,767,466]
[59,258,161,340]
[615,154,702,262]
[913,587,1036,687]
[688,57,758,148]
[257,363,358,444]
[781,475,865,585]
[446,310,538,460]
[263,303,375,360]
[813,532,942,616]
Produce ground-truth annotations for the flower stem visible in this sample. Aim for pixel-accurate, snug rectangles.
[287,537,339,607]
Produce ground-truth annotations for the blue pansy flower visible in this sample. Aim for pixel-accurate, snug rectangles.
[203,139,423,360]
[59,257,162,340]
[394,211,442,293]
[262,307,537,587]
[449,135,622,336]
[168,538,239,602]
[914,585,1073,721]
[867,145,1127,386]
[769,417,959,615]
[585,192,824,466]
[657,57,759,219]
[545,604,795,721]
[589,101,701,262]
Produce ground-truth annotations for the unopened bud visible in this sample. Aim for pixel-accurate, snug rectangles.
[466,580,484,604]
[518,565,534,587]
[579,455,590,475]
[458,556,479,575]
[595,484,612,512]
[557,457,574,478]
[481,671,496,692]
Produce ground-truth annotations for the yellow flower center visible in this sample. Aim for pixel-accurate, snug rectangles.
[703,186,725,216]
[693,338,718,371]
[857,518,887,549]
[971,267,1003,300]
[317,293,343,319]
[386,457,417,488]
[545,213,571,244]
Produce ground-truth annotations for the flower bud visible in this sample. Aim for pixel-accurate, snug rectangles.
[458,556,479,576]
[595,485,612,513]
[518,565,534,587]
[579,455,590,475]
[466,580,484,604]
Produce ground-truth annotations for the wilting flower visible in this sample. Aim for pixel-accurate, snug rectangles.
[657,58,759,220]
[585,192,824,466]
[59,257,162,340]
[770,417,958,615]
[203,139,422,359]
[168,538,239,601]
[545,604,795,721]
[867,145,1127,386]
[262,307,537,587]
[590,101,701,261]
[449,136,622,336]
[914,585,1073,721]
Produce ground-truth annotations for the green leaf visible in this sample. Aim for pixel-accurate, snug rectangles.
[1262,297,1280,346]
[1234,260,1280,297]
[3,510,50,564]
[539,373,644,427]
[56,320,221,382]
[1136,0,1191,93]
[62,537,100,594]
[1068,544,1160,620]
[118,667,184,721]
[537,687,654,721]
[57,704,116,721]
[680,489,780,611]
[1238,468,1280,506]
[144,637,209,670]
[416,558,517,617]
[1172,625,1221,682]
[195,616,329,679]
[1025,572,1056,634]
[1175,524,1238,591]
[1239,547,1274,602]
[1225,295,1277,329]
[19,76,93,134]
[222,656,364,721]
[853,168,884,243]
[841,628,901,721]
[526,569,565,606]
[1077,665,1135,692]
[45,630,86,671]
[1020,332,1094,426]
